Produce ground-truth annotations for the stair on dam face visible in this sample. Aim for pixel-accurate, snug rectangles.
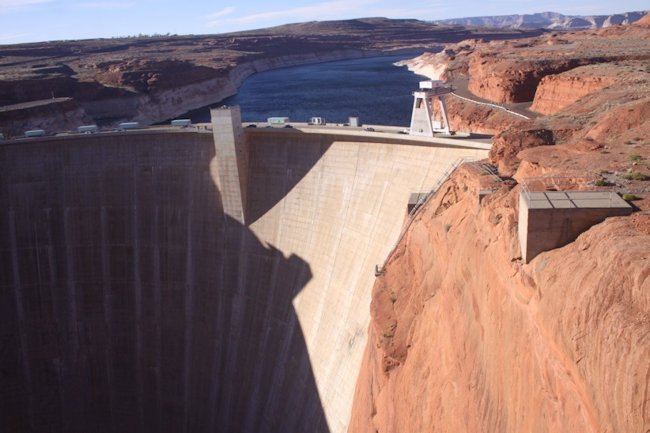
[0,125,488,432]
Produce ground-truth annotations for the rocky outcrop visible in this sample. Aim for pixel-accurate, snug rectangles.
[348,166,650,433]
[531,66,616,115]
[395,40,479,82]
[445,96,525,135]
[489,125,555,175]
[467,55,590,103]
[0,97,92,136]
[584,97,650,144]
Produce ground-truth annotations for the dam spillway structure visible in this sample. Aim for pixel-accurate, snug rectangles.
[0,106,489,432]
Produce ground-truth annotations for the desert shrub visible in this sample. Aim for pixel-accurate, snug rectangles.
[629,154,643,162]
[622,172,649,181]
[622,193,640,201]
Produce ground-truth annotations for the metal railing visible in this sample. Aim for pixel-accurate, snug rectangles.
[375,156,477,276]
[519,175,605,201]
[450,92,531,120]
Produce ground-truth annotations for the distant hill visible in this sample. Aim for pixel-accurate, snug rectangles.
[433,10,648,29]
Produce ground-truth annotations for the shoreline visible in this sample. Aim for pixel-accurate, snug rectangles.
[174,50,432,124]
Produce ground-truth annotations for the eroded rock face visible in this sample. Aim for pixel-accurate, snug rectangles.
[489,125,554,175]
[530,66,616,115]
[467,54,585,103]
[348,167,650,433]
[444,96,521,135]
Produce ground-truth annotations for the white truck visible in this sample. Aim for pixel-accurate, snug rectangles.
[267,117,290,127]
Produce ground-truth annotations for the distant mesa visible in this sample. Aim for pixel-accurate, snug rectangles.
[433,10,649,29]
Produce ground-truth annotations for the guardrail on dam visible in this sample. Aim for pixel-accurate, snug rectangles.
[0,108,489,433]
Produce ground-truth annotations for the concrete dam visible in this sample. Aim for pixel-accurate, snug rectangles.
[0,108,488,432]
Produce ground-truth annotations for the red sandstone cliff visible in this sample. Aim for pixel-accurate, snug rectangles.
[349,18,650,433]
[348,166,650,433]
[530,66,615,115]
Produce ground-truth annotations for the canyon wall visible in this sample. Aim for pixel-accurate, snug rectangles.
[530,66,615,115]
[348,166,649,433]
[94,49,388,126]
[0,48,399,133]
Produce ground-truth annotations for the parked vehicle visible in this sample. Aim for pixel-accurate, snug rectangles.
[77,125,98,134]
[171,119,191,127]
[267,117,290,127]
[119,122,140,130]
[24,129,46,137]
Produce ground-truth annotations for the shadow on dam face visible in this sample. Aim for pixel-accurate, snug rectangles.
[0,132,329,433]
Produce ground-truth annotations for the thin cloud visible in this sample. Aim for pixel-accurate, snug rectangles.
[79,2,134,10]
[0,0,52,14]
[208,0,378,28]
[209,6,235,19]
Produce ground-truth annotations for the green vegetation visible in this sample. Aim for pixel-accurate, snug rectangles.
[622,193,641,201]
[629,154,643,162]
[622,171,649,181]
[444,223,452,232]
[594,178,608,187]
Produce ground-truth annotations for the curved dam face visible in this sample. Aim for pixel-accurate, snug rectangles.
[0,121,488,432]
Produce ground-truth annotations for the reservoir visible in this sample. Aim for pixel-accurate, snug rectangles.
[190,54,425,126]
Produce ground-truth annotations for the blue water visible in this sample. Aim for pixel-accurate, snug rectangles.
[189,54,424,126]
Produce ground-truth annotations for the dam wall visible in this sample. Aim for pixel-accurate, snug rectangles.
[0,125,488,432]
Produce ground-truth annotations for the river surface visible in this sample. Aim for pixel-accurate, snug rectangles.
[189,54,425,126]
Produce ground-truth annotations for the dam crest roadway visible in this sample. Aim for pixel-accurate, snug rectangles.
[0,107,490,432]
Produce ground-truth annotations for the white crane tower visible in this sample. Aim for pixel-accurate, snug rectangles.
[409,80,453,136]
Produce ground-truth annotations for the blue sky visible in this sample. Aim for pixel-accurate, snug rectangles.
[0,0,647,44]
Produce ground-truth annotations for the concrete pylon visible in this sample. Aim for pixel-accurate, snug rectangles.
[409,81,453,137]
[211,106,248,224]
